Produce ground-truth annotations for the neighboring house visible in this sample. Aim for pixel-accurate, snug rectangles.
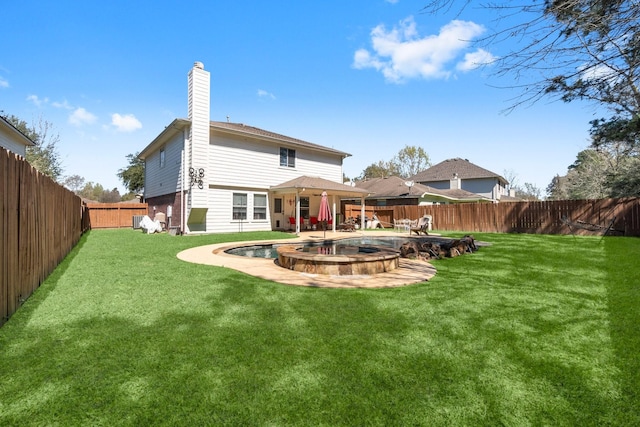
[353,176,492,206]
[0,115,35,157]
[139,61,369,234]
[410,158,509,202]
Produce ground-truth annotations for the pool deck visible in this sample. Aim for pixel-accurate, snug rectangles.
[177,230,438,289]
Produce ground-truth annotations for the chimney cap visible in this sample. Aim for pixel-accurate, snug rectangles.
[194,61,204,69]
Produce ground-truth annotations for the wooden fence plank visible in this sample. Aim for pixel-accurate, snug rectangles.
[1,148,85,326]
[86,203,148,229]
[343,198,640,236]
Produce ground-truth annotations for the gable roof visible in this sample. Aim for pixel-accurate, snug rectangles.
[0,115,36,148]
[271,176,370,198]
[411,157,507,186]
[210,121,350,157]
[354,175,492,202]
[354,176,430,198]
[139,118,349,159]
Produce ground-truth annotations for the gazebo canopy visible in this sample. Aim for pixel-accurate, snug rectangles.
[270,176,371,198]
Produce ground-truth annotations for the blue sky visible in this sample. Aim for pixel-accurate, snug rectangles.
[1,0,602,195]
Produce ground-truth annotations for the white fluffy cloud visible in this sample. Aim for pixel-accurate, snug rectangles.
[26,94,49,107]
[52,99,73,110]
[0,77,8,88]
[456,48,497,71]
[69,107,97,126]
[111,113,142,132]
[353,16,491,82]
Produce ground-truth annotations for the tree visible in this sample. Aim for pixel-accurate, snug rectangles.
[78,182,123,203]
[608,157,640,196]
[62,174,86,194]
[425,1,640,198]
[422,1,640,115]
[393,145,431,178]
[117,152,145,194]
[358,145,431,180]
[566,149,612,199]
[4,114,64,181]
[101,188,122,203]
[546,174,571,200]
[515,183,543,201]
[502,169,518,193]
[358,160,402,180]
[587,116,640,196]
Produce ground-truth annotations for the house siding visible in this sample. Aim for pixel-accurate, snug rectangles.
[144,132,183,199]
[0,127,27,157]
[461,178,499,200]
[141,62,348,234]
[419,177,506,201]
[208,132,343,188]
[202,187,271,233]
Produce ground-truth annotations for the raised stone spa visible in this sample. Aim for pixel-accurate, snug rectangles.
[276,244,400,276]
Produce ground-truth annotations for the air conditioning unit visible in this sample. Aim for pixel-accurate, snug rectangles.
[132,215,145,229]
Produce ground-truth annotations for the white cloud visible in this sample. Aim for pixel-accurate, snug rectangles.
[111,113,142,132]
[456,48,497,71]
[353,16,490,83]
[69,107,97,126]
[52,99,73,110]
[26,94,49,107]
[580,63,619,86]
[0,77,8,88]
[257,89,276,100]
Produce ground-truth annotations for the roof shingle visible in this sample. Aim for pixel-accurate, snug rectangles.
[410,157,507,185]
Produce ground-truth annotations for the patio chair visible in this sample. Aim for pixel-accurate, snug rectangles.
[288,216,302,230]
[410,215,431,235]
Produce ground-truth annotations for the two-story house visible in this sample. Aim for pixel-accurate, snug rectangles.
[0,115,35,158]
[410,158,509,202]
[139,62,369,234]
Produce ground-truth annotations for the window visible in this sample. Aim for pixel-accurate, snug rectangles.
[300,196,309,219]
[279,147,295,168]
[274,197,283,214]
[254,194,267,220]
[160,148,165,168]
[232,193,247,220]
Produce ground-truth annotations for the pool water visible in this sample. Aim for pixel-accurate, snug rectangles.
[225,236,412,258]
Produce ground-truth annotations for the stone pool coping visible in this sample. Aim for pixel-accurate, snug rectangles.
[176,231,438,289]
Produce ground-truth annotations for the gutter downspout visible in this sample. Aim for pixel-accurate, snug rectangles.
[181,127,188,234]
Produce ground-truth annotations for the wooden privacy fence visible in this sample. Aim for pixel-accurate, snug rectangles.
[86,203,148,229]
[344,198,640,236]
[1,149,88,326]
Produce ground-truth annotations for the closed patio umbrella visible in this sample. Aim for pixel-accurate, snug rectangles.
[318,191,332,237]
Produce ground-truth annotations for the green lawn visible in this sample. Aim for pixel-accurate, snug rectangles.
[1,229,638,426]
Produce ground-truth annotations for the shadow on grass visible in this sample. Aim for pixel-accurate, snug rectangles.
[1,230,637,426]
[603,236,640,425]
[3,230,92,331]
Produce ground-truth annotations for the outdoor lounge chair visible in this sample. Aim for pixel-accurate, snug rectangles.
[410,215,431,235]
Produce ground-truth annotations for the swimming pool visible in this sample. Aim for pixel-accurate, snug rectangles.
[224,236,414,258]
